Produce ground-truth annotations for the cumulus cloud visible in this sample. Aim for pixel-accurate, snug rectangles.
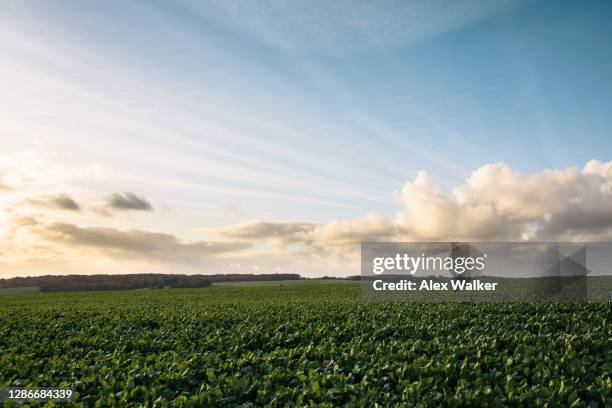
[214,160,612,252]
[380,160,612,242]
[106,192,153,211]
[437,160,612,241]
[394,160,612,241]
[394,169,510,240]
[28,193,81,211]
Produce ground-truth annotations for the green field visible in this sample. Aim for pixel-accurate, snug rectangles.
[211,279,353,287]
[0,286,39,295]
[0,282,610,407]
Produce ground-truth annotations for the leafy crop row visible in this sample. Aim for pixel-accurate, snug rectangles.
[0,283,610,406]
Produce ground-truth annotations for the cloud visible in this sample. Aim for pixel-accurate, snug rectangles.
[1,213,346,277]
[214,221,318,248]
[106,192,153,211]
[4,160,612,276]
[28,193,81,211]
[191,0,518,54]
[34,221,252,264]
[305,213,395,246]
[434,160,612,241]
[214,214,394,258]
[392,160,612,241]
[215,160,612,252]
[393,169,509,241]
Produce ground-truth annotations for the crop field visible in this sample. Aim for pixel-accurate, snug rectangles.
[0,282,611,407]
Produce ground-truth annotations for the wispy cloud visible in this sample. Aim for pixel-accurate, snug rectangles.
[185,0,520,54]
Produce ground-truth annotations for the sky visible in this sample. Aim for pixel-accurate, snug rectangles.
[1,0,612,277]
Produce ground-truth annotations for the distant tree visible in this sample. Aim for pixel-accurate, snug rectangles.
[2,273,302,292]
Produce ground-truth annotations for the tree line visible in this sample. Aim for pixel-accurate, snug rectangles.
[0,273,302,292]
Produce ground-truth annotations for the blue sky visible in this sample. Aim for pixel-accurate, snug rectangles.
[2,0,612,276]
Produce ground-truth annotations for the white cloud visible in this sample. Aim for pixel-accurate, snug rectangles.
[394,170,507,240]
[3,160,612,277]
[399,160,612,241]
[216,160,612,254]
